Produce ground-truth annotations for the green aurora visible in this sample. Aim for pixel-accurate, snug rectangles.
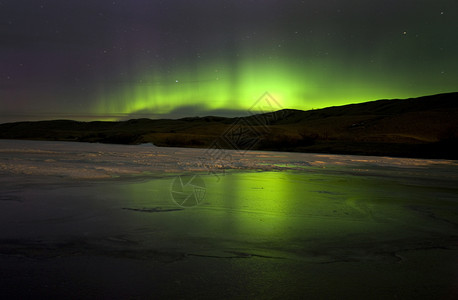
[94,53,456,117]
[1,1,457,122]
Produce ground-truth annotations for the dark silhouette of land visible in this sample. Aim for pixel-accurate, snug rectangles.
[1,92,457,159]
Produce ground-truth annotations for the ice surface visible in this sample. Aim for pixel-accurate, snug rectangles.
[1,139,458,299]
[1,139,457,180]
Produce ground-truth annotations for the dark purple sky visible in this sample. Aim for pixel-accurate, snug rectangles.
[1,0,457,122]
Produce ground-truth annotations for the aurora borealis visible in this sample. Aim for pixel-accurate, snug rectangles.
[1,0,457,122]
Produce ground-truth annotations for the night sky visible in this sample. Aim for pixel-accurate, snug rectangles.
[1,0,457,122]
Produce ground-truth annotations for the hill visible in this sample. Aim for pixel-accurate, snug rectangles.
[1,92,457,159]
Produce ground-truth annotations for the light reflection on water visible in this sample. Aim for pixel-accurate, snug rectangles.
[1,158,458,298]
[118,170,458,256]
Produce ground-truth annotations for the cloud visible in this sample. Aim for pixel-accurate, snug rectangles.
[122,105,251,120]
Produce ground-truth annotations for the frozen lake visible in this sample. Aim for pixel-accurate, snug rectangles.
[1,140,458,299]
